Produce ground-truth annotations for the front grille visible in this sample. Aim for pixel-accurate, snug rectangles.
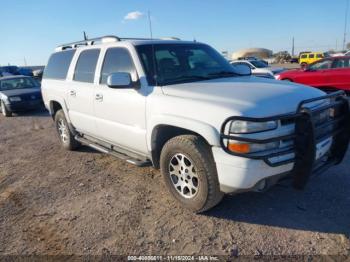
[220,91,350,175]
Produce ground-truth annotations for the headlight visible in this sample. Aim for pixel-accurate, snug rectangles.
[275,74,281,80]
[228,141,280,154]
[9,96,22,102]
[230,120,277,134]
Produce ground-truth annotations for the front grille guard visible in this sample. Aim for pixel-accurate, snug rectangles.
[220,91,350,188]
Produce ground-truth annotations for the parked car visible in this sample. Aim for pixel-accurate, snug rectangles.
[299,52,324,67]
[17,67,34,77]
[290,57,299,63]
[237,56,268,65]
[0,66,19,76]
[0,75,43,117]
[41,36,350,212]
[230,59,285,78]
[275,56,350,94]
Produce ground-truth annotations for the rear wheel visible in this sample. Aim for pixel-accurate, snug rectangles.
[54,109,80,150]
[0,100,12,117]
[160,135,223,213]
[300,63,307,69]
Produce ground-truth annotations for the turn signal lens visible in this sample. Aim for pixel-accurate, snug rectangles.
[228,143,250,153]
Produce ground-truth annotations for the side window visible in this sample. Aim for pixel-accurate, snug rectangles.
[333,58,350,68]
[43,50,76,80]
[309,54,315,59]
[309,60,332,70]
[100,48,136,84]
[73,49,100,83]
[301,54,307,59]
[316,54,323,58]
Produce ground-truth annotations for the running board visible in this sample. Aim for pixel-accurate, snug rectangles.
[74,135,152,167]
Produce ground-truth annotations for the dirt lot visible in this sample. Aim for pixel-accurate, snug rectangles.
[0,110,349,257]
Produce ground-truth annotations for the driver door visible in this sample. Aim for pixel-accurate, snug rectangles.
[295,59,332,87]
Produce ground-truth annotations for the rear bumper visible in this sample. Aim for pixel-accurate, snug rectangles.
[218,91,350,192]
[6,100,44,112]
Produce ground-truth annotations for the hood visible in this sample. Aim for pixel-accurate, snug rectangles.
[268,67,286,74]
[0,88,41,97]
[161,77,325,117]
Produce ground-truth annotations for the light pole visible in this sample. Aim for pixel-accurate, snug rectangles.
[343,0,349,50]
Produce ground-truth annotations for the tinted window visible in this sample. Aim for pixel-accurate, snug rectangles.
[316,54,323,58]
[43,50,76,80]
[250,60,268,68]
[309,54,315,58]
[0,77,40,91]
[301,54,307,59]
[136,44,235,86]
[309,60,333,70]
[333,58,350,68]
[74,49,100,83]
[100,48,136,84]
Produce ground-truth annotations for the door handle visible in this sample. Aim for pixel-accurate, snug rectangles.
[95,93,103,101]
[69,90,76,97]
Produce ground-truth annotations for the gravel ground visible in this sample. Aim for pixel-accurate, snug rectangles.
[0,110,349,257]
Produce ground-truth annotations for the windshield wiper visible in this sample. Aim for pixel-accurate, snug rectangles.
[208,71,239,78]
[163,75,212,85]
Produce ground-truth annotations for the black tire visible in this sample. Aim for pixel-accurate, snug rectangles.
[54,109,80,150]
[1,100,12,117]
[300,63,307,69]
[160,135,223,213]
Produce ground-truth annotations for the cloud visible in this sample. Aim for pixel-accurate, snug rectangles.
[124,11,144,21]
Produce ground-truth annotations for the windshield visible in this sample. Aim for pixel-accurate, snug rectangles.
[250,60,268,68]
[0,66,19,74]
[0,77,40,91]
[136,43,237,86]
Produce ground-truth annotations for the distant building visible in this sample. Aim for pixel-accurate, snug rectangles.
[231,48,273,60]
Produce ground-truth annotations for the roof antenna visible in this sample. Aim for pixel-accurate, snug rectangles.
[148,11,158,86]
[83,31,88,41]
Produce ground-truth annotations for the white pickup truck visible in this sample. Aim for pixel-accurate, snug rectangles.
[41,36,350,212]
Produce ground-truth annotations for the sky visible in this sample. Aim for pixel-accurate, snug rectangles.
[0,0,349,66]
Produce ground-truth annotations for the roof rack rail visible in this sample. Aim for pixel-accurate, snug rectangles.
[55,35,182,51]
[55,35,120,51]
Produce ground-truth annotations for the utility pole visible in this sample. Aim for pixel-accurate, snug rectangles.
[23,57,27,66]
[343,0,349,50]
[292,37,295,57]
[336,39,338,50]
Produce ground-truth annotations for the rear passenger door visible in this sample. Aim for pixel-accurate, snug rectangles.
[93,47,147,154]
[66,49,100,135]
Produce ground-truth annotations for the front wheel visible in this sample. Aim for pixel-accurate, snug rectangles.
[54,109,80,150]
[160,135,223,213]
[1,100,12,117]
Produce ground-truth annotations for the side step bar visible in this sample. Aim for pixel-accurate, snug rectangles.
[74,135,152,167]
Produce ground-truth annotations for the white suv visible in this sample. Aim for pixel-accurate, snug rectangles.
[41,36,350,212]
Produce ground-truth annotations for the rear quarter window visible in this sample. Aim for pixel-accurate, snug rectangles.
[309,54,315,58]
[43,50,76,80]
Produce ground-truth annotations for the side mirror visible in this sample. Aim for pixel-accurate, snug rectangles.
[107,72,132,88]
[231,64,252,76]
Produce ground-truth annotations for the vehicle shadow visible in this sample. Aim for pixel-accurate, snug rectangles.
[12,108,49,118]
[204,153,350,235]
[76,145,101,154]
